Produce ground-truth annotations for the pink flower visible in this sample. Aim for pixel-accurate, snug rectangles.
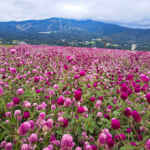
[21,144,30,150]
[61,134,74,150]
[95,100,102,109]
[64,98,72,107]
[51,104,56,110]
[5,142,12,150]
[14,109,22,120]
[111,118,120,129]
[48,144,53,150]
[46,119,53,129]
[145,139,150,150]
[5,112,11,118]
[23,101,31,108]
[28,133,38,143]
[9,67,16,74]
[39,112,46,120]
[10,49,16,54]
[75,147,82,150]
[18,121,31,136]
[97,112,103,117]
[16,88,24,95]
[98,133,107,144]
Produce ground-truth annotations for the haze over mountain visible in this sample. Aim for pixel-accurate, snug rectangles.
[0,17,150,50]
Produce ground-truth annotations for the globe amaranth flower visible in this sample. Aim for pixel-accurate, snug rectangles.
[132,110,142,123]
[145,139,150,150]
[60,134,75,150]
[18,121,31,136]
[111,118,120,129]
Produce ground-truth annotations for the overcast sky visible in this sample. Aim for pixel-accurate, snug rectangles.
[0,0,150,28]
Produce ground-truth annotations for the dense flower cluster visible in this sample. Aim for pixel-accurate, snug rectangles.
[0,45,150,149]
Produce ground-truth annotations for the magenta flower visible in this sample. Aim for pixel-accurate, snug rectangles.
[132,110,141,123]
[120,92,128,100]
[77,106,85,113]
[12,97,20,104]
[119,133,126,140]
[124,107,132,117]
[140,74,149,83]
[62,118,68,128]
[23,111,30,119]
[79,70,86,76]
[126,73,134,81]
[91,145,97,150]
[39,112,46,120]
[0,87,3,96]
[64,64,68,70]
[74,89,82,101]
[36,89,41,93]
[111,118,120,129]
[126,128,132,133]
[74,74,80,79]
[57,96,65,105]
[146,93,150,103]
[106,137,114,148]
[34,76,40,82]
[90,96,96,102]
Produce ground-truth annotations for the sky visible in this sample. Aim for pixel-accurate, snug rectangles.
[0,0,150,28]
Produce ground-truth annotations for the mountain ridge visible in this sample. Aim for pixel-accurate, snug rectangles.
[0,17,150,50]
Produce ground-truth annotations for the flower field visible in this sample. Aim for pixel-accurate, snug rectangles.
[0,45,150,150]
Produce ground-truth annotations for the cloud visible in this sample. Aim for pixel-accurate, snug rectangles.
[0,0,150,28]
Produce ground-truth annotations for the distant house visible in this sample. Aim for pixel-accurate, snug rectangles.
[131,44,136,51]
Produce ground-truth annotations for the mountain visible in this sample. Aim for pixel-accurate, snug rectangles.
[0,17,150,50]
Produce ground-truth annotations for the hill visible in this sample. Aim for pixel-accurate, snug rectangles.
[0,17,150,50]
